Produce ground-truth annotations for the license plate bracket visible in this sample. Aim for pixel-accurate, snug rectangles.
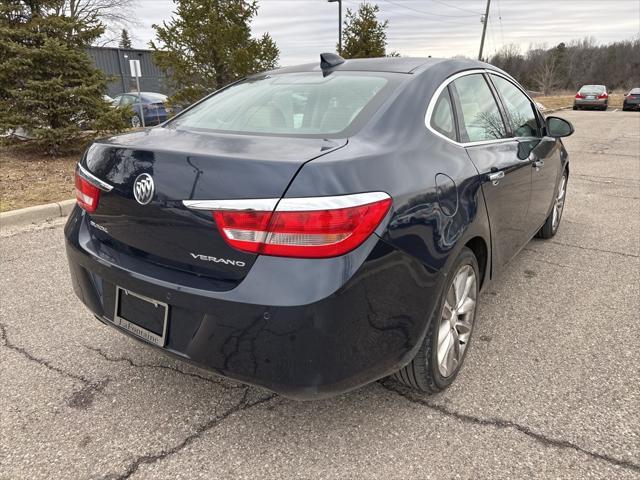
[113,287,169,347]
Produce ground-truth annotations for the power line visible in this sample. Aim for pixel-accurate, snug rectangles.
[488,14,497,56]
[427,0,484,15]
[381,0,478,19]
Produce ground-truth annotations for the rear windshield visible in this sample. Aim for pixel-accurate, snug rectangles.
[579,85,606,94]
[141,93,167,103]
[630,88,640,94]
[168,72,398,137]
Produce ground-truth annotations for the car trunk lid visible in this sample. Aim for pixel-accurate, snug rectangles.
[143,102,168,121]
[82,127,346,288]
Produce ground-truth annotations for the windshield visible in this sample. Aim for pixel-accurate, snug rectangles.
[169,72,396,137]
[579,85,606,94]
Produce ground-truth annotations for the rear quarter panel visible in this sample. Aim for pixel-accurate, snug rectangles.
[286,136,490,286]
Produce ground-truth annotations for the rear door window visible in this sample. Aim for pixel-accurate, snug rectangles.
[120,94,137,106]
[579,85,605,95]
[451,74,506,142]
[490,75,540,138]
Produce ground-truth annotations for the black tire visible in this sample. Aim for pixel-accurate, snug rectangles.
[573,105,578,110]
[537,170,568,239]
[392,247,480,393]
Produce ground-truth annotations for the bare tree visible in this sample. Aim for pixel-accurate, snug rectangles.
[533,55,560,94]
[490,36,639,93]
[55,0,139,45]
[490,44,525,82]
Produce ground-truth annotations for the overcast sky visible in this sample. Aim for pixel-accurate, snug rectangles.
[127,0,640,64]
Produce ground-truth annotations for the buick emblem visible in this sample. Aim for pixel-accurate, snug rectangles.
[133,173,155,205]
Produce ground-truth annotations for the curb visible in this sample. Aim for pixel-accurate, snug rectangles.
[542,106,572,114]
[0,199,75,229]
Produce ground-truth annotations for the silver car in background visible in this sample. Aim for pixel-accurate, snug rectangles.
[573,84,608,110]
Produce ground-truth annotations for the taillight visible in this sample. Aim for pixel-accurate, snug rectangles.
[186,193,392,258]
[598,92,608,99]
[575,93,585,99]
[75,164,113,213]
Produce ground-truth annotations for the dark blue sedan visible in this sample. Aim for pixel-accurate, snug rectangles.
[67,54,573,399]
[112,91,172,127]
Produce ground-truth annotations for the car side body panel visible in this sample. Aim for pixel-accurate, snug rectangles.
[286,60,494,286]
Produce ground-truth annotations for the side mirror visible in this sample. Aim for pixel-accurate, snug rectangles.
[546,116,574,138]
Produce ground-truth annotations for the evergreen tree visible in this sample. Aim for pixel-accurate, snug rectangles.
[0,0,127,154]
[150,0,279,105]
[119,28,132,48]
[340,2,388,59]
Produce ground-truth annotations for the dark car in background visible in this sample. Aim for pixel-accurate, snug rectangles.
[112,92,172,127]
[623,88,640,111]
[573,84,608,110]
[67,55,574,399]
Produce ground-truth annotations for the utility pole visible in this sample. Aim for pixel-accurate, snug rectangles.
[478,0,491,61]
[328,0,343,54]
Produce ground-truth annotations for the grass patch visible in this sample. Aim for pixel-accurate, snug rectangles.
[0,147,78,213]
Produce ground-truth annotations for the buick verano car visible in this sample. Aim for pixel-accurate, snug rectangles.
[66,54,574,399]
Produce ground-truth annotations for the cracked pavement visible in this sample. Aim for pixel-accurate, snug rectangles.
[1,110,639,479]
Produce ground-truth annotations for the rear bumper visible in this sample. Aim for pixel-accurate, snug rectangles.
[623,101,640,110]
[65,207,441,399]
[574,98,607,108]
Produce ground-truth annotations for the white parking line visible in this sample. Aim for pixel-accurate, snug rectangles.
[612,109,619,112]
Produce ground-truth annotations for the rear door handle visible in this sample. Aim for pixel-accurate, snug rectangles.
[487,171,505,185]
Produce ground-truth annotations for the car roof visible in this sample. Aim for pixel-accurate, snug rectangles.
[121,92,166,96]
[262,57,488,76]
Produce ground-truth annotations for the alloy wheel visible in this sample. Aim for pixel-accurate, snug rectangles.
[552,175,567,231]
[436,264,477,377]
[131,115,141,128]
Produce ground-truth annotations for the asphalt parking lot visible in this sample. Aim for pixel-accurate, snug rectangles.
[1,110,639,479]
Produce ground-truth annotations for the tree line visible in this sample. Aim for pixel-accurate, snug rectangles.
[488,37,640,94]
[2,0,637,155]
